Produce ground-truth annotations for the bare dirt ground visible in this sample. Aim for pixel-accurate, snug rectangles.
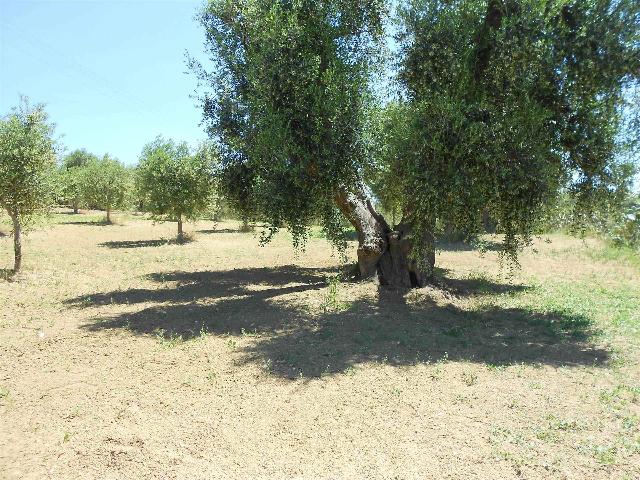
[1,210,639,479]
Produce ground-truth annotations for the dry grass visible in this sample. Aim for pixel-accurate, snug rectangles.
[1,209,639,479]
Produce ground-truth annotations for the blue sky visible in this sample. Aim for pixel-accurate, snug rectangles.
[1,1,637,190]
[1,0,207,165]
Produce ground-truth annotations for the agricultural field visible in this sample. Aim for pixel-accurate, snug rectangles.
[1,210,638,479]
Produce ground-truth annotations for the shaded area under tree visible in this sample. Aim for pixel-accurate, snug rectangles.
[99,238,193,249]
[60,220,113,227]
[67,266,608,378]
[196,228,243,234]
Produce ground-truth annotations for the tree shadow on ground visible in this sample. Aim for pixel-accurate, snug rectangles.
[68,266,608,378]
[61,220,112,226]
[0,268,16,281]
[99,238,191,249]
[197,228,243,234]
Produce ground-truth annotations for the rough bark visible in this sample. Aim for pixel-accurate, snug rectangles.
[106,207,111,224]
[335,187,434,288]
[177,215,184,240]
[11,213,22,274]
[377,221,435,288]
[239,217,255,233]
[482,208,496,233]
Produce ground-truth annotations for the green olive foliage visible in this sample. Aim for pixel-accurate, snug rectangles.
[81,155,131,222]
[63,148,96,170]
[59,149,98,213]
[192,0,386,247]
[391,0,640,259]
[0,98,57,272]
[613,194,640,249]
[136,137,216,236]
[0,99,57,223]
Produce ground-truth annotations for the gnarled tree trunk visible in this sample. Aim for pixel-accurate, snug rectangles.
[377,221,435,288]
[335,187,434,288]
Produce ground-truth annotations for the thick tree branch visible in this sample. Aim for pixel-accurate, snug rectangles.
[473,0,505,82]
[335,186,388,278]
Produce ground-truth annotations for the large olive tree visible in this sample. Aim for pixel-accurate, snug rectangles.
[0,98,57,274]
[193,0,638,287]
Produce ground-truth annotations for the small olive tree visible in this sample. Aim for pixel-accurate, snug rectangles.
[59,149,97,213]
[136,137,216,240]
[0,98,57,273]
[81,155,130,223]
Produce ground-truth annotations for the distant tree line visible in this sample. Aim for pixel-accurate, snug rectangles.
[56,138,222,236]
[0,103,224,274]
[58,150,131,222]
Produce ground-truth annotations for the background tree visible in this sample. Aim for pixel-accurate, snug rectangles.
[136,137,216,240]
[193,0,639,287]
[0,98,57,273]
[81,154,130,223]
[59,149,97,213]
